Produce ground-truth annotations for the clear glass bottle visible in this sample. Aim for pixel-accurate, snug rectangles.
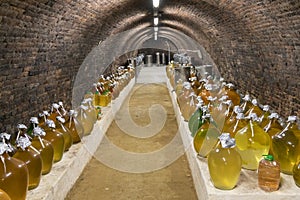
[43,119,65,163]
[175,79,183,96]
[258,155,280,192]
[181,92,198,121]
[66,110,84,143]
[272,116,300,174]
[177,82,193,110]
[76,105,94,136]
[208,133,242,190]
[235,113,270,170]
[82,98,97,124]
[56,116,73,151]
[13,124,43,190]
[0,132,29,200]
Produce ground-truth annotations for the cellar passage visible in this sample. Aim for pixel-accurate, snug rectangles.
[0,1,299,132]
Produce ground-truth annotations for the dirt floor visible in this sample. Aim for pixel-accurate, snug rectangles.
[66,83,198,200]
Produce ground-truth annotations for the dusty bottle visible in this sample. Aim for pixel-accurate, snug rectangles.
[13,124,43,190]
[56,116,73,151]
[66,110,84,143]
[43,119,65,163]
[0,189,11,200]
[193,113,220,157]
[293,159,300,187]
[76,105,94,136]
[235,113,270,170]
[208,133,242,190]
[188,99,204,137]
[258,155,281,192]
[0,132,29,200]
[272,116,300,174]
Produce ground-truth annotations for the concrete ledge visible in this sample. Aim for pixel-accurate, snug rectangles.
[27,78,135,200]
[166,77,300,200]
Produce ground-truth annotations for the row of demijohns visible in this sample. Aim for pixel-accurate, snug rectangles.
[166,63,300,192]
[0,66,135,200]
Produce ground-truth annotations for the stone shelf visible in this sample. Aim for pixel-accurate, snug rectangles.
[27,78,135,200]
[166,75,300,200]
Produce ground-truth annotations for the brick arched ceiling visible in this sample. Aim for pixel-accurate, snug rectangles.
[0,0,299,131]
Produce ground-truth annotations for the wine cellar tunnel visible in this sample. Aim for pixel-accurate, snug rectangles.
[1,0,299,132]
[0,0,300,199]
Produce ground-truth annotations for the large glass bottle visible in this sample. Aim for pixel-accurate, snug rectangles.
[175,79,183,96]
[82,98,97,124]
[208,133,242,190]
[13,124,43,190]
[258,155,280,192]
[293,159,300,187]
[272,116,300,174]
[0,189,11,200]
[31,123,54,175]
[56,116,73,151]
[181,92,198,121]
[193,114,220,157]
[222,106,243,133]
[66,110,84,143]
[43,119,65,163]
[227,113,248,138]
[259,105,271,128]
[76,105,94,136]
[48,103,61,122]
[177,82,193,110]
[235,113,270,170]
[0,133,29,200]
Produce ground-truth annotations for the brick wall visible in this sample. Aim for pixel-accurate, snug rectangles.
[0,0,299,131]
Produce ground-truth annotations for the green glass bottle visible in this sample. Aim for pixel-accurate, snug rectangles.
[208,133,242,190]
[188,99,204,137]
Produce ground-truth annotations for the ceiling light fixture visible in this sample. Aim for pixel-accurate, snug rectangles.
[154,17,159,25]
[153,0,159,8]
[154,26,158,32]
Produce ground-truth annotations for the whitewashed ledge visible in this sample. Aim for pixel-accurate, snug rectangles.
[165,74,300,200]
[27,77,135,200]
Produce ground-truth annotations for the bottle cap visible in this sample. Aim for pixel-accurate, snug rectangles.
[0,132,11,141]
[251,99,258,105]
[52,103,60,109]
[233,106,243,114]
[262,155,274,161]
[236,113,245,120]
[33,126,46,137]
[268,113,279,119]
[46,119,56,129]
[247,113,260,122]
[287,116,297,122]
[0,141,11,154]
[262,105,270,112]
[30,117,39,124]
[16,136,31,151]
[242,94,251,102]
[43,111,50,116]
[207,96,217,102]
[226,83,234,88]
[56,116,66,123]
[219,95,228,102]
[17,124,27,130]
[205,84,213,91]
[219,133,236,148]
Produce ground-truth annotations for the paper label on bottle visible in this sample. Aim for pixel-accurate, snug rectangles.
[16,136,31,151]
